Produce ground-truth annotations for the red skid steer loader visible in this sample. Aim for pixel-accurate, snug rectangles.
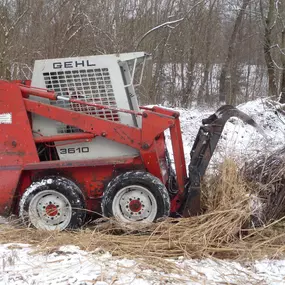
[0,52,259,230]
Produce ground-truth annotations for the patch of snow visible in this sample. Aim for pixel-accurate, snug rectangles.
[1,243,285,284]
[0,216,8,224]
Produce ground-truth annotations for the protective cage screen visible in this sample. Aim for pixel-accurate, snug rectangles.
[43,68,120,133]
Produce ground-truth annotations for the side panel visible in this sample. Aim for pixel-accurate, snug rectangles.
[0,81,39,215]
[0,170,21,215]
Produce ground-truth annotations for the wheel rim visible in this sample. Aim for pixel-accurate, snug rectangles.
[28,190,72,230]
[112,185,157,222]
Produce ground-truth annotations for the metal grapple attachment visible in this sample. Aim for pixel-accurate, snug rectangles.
[181,105,265,217]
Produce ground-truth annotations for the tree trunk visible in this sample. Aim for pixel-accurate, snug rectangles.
[245,64,251,101]
[279,0,285,103]
[197,62,210,104]
[262,0,278,99]
[219,0,250,103]
[181,47,195,108]
[0,59,5,79]
[280,29,285,103]
[197,1,214,105]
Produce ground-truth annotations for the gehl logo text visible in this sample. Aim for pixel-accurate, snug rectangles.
[53,60,96,69]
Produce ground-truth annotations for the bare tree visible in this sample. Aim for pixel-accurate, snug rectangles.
[0,0,30,78]
[219,0,251,104]
[0,0,273,106]
[278,0,285,102]
[260,0,279,98]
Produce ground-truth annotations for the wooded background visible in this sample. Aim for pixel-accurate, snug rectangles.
[0,0,284,107]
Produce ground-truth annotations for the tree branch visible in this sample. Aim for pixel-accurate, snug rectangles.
[135,0,205,50]
[135,18,184,50]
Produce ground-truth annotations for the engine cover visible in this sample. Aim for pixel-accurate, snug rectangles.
[31,52,147,160]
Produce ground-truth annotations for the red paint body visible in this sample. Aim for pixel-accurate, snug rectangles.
[0,81,188,217]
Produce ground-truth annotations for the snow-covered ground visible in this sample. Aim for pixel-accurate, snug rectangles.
[1,243,285,285]
[2,98,285,284]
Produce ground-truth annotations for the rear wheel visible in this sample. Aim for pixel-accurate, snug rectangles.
[19,176,86,231]
[102,171,170,223]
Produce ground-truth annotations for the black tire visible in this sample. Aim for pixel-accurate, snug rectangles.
[102,171,170,223]
[19,176,86,231]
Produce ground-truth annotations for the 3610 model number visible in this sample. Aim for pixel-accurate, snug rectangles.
[59,147,90,154]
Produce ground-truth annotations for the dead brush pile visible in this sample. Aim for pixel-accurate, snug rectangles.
[243,146,285,225]
[4,159,283,260]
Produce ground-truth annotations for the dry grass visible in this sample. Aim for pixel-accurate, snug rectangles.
[2,159,285,263]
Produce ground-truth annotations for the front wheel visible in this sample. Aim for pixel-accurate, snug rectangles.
[101,171,170,223]
[19,176,86,231]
